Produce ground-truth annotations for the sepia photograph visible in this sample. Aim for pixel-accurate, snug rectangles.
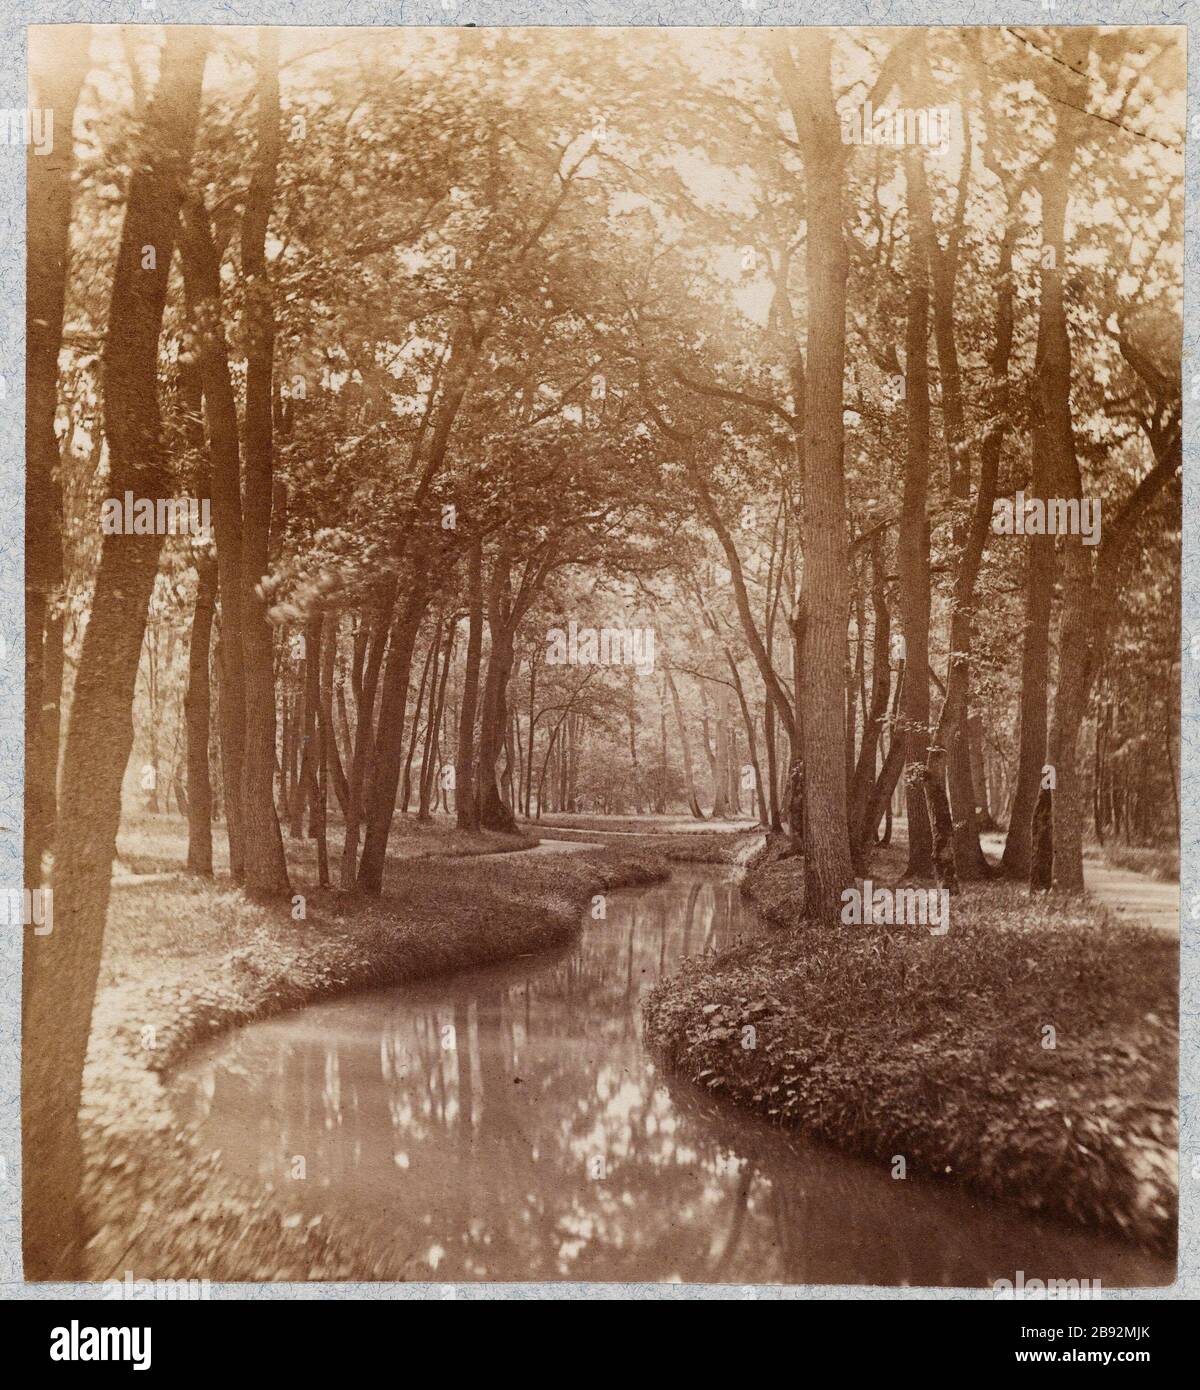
[12,13,1187,1319]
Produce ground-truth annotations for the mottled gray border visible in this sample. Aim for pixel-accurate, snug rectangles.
[0,1,1192,1302]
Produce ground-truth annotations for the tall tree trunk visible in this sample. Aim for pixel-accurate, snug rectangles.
[24,29,206,1279]
[699,682,730,817]
[1042,37,1100,893]
[316,613,349,820]
[238,27,289,899]
[178,198,248,882]
[772,31,856,918]
[184,558,216,873]
[402,622,437,813]
[926,164,1020,880]
[420,619,455,819]
[849,530,891,858]
[476,550,520,832]
[297,613,322,838]
[456,535,484,830]
[969,714,996,831]
[411,617,450,817]
[525,656,538,817]
[340,590,392,888]
[1002,446,1055,879]
[315,611,338,884]
[25,29,90,888]
[897,150,934,879]
[725,653,767,827]
[666,669,705,819]
[358,583,430,892]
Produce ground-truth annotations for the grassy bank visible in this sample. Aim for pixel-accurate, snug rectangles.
[644,852,1177,1257]
[115,808,534,876]
[83,839,666,1281]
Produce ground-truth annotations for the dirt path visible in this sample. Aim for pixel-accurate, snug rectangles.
[980,832,1178,935]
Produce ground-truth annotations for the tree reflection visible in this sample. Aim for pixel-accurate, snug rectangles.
[172,868,1169,1286]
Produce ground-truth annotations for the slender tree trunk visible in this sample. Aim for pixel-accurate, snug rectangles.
[726,655,767,827]
[315,611,338,884]
[898,151,934,879]
[357,583,430,892]
[1042,41,1099,893]
[456,536,484,830]
[666,669,705,819]
[340,591,393,887]
[24,29,206,1280]
[316,614,349,820]
[185,559,216,874]
[25,29,89,887]
[298,613,322,837]
[849,531,891,858]
[402,622,437,813]
[178,199,248,882]
[238,28,289,899]
[970,714,996,831]
[1002,455,1054,879]
[420,619,454,819]
[525,657,538,817]
[476,551,519,832]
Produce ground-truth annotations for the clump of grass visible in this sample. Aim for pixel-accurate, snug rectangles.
[644,857,1177,1255]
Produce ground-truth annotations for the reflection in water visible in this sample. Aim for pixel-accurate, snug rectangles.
[174,866,1170,1286]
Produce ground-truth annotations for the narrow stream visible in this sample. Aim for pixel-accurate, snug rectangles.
[172,864,1171,1286]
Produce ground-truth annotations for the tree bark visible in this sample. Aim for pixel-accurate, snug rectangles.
[456,535,484,830]
[898,148,935,879]
[357,582,430,892]
[23,28,206,1280]
[25,29,90,887]
[419,618,455,819]
[782,31,857,920]
[666,669,705,819]
[178,198,248,883]
[238,27,290,898]
[848,531,891,858]
[184,558,216,874]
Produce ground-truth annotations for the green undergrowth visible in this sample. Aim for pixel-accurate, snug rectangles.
[644,852,1177,1257]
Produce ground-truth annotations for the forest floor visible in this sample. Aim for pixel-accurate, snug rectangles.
[644,830,1178,1260]
[83,816,666,1281]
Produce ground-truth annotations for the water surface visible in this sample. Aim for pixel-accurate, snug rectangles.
[173,865,1171,1286]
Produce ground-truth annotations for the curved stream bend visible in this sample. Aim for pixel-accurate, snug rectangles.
[173,864,1170,1286]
